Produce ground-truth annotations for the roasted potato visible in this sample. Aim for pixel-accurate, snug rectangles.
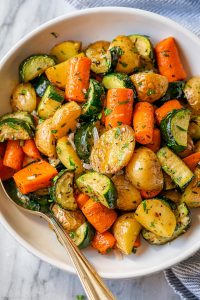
[130,72,168,103]
[184,77,200,112]
[188,115,200,140]
[135,199,176,237]
[11,83,37,112]
[51,101,81,139]
[56,136,83,174]
[181,167,200,207]
[112,174,142,211]
[50,41,81,63]
[52,204,85,231]
[35,117,56,157]
[126,147,163,191]
[113,213,142,255]
[90,125,135,174]
[85,40,111,74]
[109,35,140,74]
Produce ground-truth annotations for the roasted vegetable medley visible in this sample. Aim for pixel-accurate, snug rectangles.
[1,34,200,255]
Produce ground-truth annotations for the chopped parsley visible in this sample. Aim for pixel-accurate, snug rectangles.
[117,121,122,126]
[69,158,75,168]
[118,100,130,105]
[115,127,121,138]
[51,129,57,134]
[147,89,156,96]
[176,125,186,131]
[76,295,85,300]
[150,221,155,228]
[104,108,112,116]
[119,61,128,68]
[69,231,76,239]
[20,89,27,95]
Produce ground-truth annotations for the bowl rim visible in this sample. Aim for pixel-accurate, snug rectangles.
[0,6,200,279]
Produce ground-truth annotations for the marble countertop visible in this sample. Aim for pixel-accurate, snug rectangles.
[0,1,179,299]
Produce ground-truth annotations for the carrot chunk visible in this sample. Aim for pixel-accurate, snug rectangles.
[155,37,187,82]
[22,139,41,159]
[3,140,24,170]
[133,102,154,144]
[65,56,91,102]
[92,231,116,254]
[13,160,58,194]
[105,88,134,128]
[82,199,117,233]
[145,128,161,152]
[155,99,183,124]
[75,193,90,209]
[183,152,200,171]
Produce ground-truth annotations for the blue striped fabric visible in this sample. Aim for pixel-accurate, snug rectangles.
[68,1,200,299]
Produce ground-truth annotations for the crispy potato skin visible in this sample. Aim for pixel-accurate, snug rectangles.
[184,77,200,112]
[126,147,163,191]
[86,40,110,74]
[135,199,176,237]
[52,204,85,231]
[11,83,37,112]
[130,72,168,103]
[112,174,142,210]
[113,213,142,255]
[90,125,135,174]
[109,35,140,74]
[35,117,56,158]
[51,101,81,139]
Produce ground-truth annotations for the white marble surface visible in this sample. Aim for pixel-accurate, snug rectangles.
[0,1,180,299]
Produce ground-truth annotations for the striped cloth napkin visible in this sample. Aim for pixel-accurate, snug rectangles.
[67,1,200,299]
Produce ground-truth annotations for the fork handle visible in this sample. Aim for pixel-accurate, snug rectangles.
[47,214,116,300]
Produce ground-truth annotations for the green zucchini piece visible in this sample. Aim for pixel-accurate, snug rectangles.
[74,121,99,163]
[76,171,117,209]
[102,73,134,89]
[81,79,104,120]
[129,34,154,71]
[160,109,191,153]
[0,118,33,141]
[157,147,194,189]
[142,203,191,245]
[85,41,111,74]
[3,179,42,211]
[69,222,95,249]
[19,54,56,82]
[159,81,185,103]
[0,111,35,130]
[37,85,65,119]
[188,115,200,140]
[31,74,51,97]
[50,170,77,210]
[129,35,154,61]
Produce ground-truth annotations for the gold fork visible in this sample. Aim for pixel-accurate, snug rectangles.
[0,181,116,300]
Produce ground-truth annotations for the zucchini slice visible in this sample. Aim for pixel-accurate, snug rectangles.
[81,79,104,120]
[135,198,176,238]
[129,34,154,71]
[0,111,35,129]
[50,170,77,210]
[181,167,200,207]
[160,109,191,153]
[142,203,191,245]
[74,121,100,163]
[69,222,95,249]
[76,171,117,209]
[0,118,33,141]
[85,41,111,74]
[19,54,56,82]
[102,73,134,89]
[157,147,194,189]
[159,81,185,103]
[37,84,65,119]
[31,74,50,97]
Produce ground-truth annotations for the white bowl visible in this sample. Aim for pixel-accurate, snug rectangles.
[0,7,200,279]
